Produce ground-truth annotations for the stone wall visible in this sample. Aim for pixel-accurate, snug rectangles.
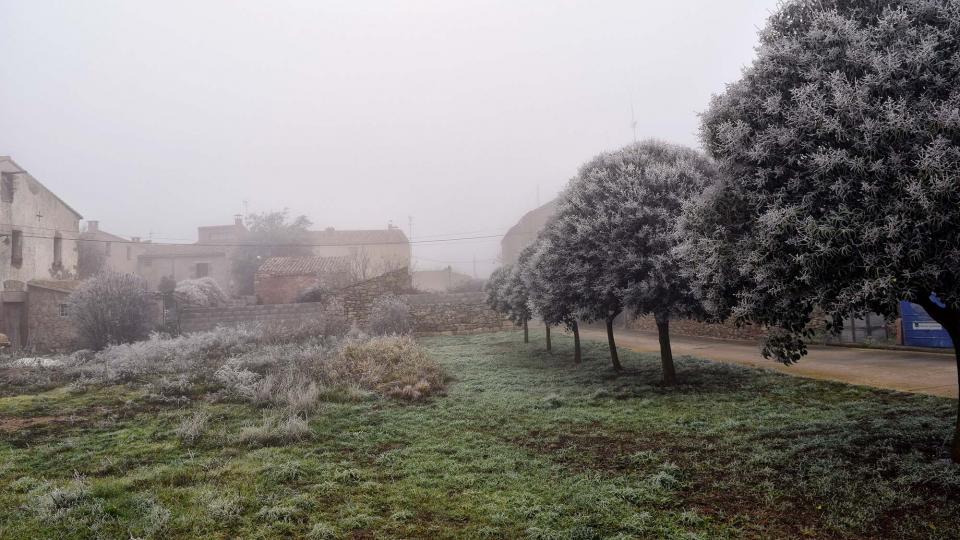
[401,292,509,335]
[255,274,321,305]
[178,287,508,336]
[625,314,768,341]
[26,285,76,352]
[336,268,415,323]
[179,302,331,334]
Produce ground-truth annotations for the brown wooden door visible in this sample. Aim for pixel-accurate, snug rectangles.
[3,302,24,349]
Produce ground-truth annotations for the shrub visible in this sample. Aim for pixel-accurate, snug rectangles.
[366,295,413,336]
[174,277,228,307]
[330,335,446,400]
[296,284,331,304]
[238,413,310,446]
[175,410,210,446]
[68,272,154,350]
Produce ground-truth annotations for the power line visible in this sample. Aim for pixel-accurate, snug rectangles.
[9,231,506,248]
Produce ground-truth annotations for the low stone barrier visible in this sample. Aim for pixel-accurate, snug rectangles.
[179,291,508,335]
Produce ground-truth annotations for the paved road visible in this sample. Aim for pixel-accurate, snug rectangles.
[578,328,959,398]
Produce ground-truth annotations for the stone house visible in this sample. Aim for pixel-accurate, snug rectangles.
[413,267,474,292]
[79,220,148,276]
[0,157,82,348]
[500,199,557,265]
[26,279,80,351]
[254,255,353,305]
[306,226,411,280]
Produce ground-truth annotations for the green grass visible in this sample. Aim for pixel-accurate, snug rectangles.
[1,330,958,539]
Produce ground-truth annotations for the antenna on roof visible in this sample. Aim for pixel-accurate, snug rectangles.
[631,103,638,143]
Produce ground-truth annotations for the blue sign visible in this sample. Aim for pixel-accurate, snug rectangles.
[900,300,953,348]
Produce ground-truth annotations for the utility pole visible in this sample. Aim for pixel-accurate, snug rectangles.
[473,255,477,278]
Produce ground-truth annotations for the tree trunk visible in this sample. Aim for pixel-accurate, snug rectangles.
[606,316,623,371]
[523,319,529,343]
[656,317,677,386]
[915,296,960,464]
[572,321,582,364]
[952,338,960,464]
[545,324,552,351]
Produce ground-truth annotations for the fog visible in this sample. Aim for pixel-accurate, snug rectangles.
[0,0,777,277]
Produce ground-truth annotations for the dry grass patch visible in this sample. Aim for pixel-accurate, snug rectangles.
[331,335,448,401]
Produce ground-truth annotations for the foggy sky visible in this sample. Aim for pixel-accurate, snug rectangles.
[0,0,777,277]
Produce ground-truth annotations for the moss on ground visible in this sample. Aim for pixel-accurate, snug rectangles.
[0,330,958,539]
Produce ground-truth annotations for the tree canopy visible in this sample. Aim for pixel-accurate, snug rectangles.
[687,0,960,460]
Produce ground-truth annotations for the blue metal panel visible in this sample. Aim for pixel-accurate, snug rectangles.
[900,300,953,348]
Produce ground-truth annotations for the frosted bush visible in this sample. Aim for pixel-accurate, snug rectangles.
[174,277,228,307]
[366,295,413,336]
[214,361,262,399]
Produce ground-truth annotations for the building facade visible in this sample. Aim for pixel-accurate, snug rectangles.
[254,255,353,305]
[500,199,556,265]
[0,157,83,348]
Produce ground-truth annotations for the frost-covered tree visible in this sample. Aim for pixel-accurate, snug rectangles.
[688,0,960,461]
[232,210,312,295]
[174,277,228,307]
[548,189,625,370]
[484,263,532,342]
[555,140,717,380]
[68,272,154,350]
[524,222,585,363]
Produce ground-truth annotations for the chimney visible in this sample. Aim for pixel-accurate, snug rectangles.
[87,220,99,233]
[234,214,243,226]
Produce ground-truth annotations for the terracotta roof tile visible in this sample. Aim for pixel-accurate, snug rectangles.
[256,256,351,277]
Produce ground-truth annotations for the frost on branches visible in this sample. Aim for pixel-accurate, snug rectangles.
[550,139,720,380]
[687,0,960,461]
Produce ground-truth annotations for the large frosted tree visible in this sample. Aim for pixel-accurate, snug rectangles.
[557,140,717,383]
[687,0,960,462]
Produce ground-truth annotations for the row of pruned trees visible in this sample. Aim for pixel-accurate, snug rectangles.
[488,0,960,463]
[487,141,715,385]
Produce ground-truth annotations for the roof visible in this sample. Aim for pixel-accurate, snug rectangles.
[80,229,129,243]
[0,157,84,219]
[306,228,409,246]
[27,279,82,294]
[257,255,351,277]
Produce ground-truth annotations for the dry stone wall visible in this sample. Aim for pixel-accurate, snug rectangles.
[179,270,508,335]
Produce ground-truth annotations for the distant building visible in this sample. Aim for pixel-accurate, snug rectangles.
[500,199,557,265]
[413,267,473,293]
[79,220,148,276]
[0,157,83,348]
[254,255,353,304]
[306,226,411,280]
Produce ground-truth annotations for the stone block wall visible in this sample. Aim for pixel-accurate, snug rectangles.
[25,285,77,352]
[336,268,415,323]
[178,288,508,336]
[255,274,320,305]
[625,314,768,341]
[179,302,331,334]
[401,292,510,335]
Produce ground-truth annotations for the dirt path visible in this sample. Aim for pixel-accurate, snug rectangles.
[578,328,959,398]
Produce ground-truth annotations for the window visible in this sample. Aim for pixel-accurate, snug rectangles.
[143,258,152,267]
[126,246,131,260]
[10,229,22,267]
[59,304,69,317]
[196,262,210,278]
[105,241,112,256]
[53,234,62,268]
[1,173,14,203]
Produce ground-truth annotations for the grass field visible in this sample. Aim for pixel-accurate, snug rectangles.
[1,330,959,539]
